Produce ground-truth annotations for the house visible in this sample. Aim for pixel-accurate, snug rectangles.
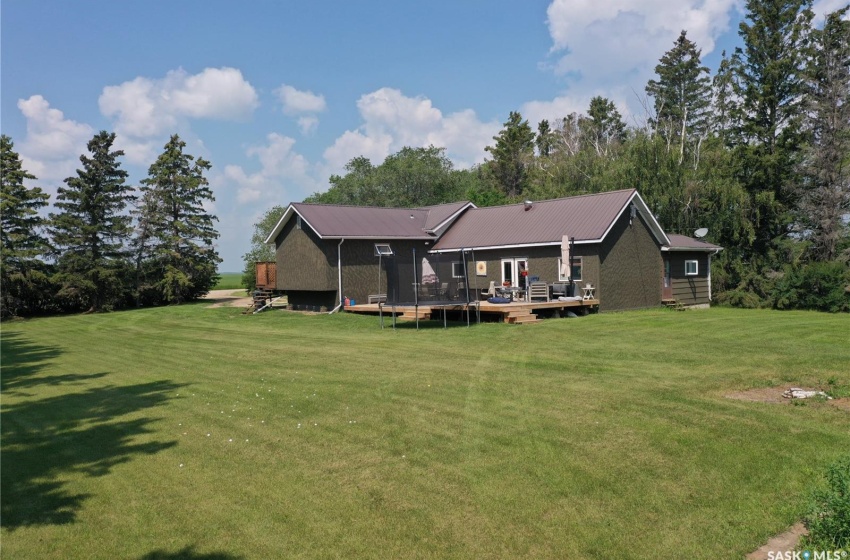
[263,201,473,310]
[264,190,721,312]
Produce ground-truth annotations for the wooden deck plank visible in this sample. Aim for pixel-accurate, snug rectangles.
[342,298,599,325]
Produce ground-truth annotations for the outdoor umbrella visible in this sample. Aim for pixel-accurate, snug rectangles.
[421,257,439,285]
[560,235,571,280]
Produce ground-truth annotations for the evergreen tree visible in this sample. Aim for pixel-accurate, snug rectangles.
[734,0,814,252]
[645,30,712,165]
[536,119,554,157]
[140,134,221,304]
[797,7,850,261]
[585,97,626,156]
[484,111,536,197]
[50,131,134,312]
[711,50,743,145]
[0,135,51,317]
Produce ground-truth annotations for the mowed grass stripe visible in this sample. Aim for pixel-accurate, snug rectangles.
[1,306,848,559]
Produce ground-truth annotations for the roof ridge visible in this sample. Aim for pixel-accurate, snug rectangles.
[294,202,429,212]
[467,189,636,210]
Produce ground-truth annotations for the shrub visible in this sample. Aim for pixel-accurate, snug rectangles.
[773,261,850,313]
[801,454,850,550]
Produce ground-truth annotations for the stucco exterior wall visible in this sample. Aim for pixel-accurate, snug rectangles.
[274,218,337,292]
[598,211,663,311]
[460,245,600,297]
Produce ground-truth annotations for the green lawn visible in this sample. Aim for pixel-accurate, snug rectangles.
[1,306,848,559]
[213,272,243,290]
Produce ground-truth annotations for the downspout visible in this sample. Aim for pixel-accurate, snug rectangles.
[328,238,345,314]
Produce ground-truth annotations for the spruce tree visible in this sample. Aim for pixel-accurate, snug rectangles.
[735,0,814,252]
[0,135,50,317]
[140,134,221,304]
[710,50,743,146]
[645,30,712,164]
[584,97,626,156]
[797,7,850,261]
[485,111,536,197]
[50,131,134,312]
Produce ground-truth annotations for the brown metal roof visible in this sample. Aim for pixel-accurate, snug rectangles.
[431,189,666,251]
[664,234,722,251]
[292,203,434,239]
[263,200,475,242]
[421,201,473,232]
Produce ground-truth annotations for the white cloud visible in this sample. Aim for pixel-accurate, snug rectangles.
[99,67,258,139]
[322,87,499,176]
[276,85,327,115]
[16,95,94,185]
[275,84,327,135]
[812,0,850,23]
[297,116,319,135]
[213,133,319,206]
[544,0,740,117]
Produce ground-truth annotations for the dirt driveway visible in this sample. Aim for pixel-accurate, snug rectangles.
[201,289,254,308]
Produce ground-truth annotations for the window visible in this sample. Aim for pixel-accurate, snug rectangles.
[685,260,698,275]
[451,262,465,278]
[558,257,582,282]
[296,215,302,230]
[374,243,394,256]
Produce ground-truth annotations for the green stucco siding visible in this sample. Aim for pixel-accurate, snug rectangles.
[274,219,337,291]
[462,245,600,297]
[599,211,663,311]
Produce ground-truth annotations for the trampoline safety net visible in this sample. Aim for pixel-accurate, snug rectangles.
[383,248,475,307]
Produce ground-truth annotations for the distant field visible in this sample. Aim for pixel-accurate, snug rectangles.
[213,272,243,290]
[2,307,848,559]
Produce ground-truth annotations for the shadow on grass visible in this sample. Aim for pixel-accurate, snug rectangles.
[0,331,67,393]
[1,332,184,529]
[139,546,245,560]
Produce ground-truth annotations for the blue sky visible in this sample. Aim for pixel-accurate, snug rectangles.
[2,0,844,271]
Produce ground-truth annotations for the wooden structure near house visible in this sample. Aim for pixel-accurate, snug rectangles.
[344,297,599,325]
[255,261,277,290]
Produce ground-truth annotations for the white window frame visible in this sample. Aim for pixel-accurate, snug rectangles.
[296,215,302,230]
[685,260,698,276]
[558,256,582,282]
[374,243,394,256]
[451,262,465,278]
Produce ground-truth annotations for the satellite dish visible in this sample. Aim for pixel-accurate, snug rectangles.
[694,228,708,238]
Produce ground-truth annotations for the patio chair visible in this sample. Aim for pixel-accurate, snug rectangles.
[481,281,496,299]
[529,281,549,302]
[551,283,568,298]
[440,282,449,298]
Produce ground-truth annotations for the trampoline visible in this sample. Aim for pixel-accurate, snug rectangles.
[379,247,479,329]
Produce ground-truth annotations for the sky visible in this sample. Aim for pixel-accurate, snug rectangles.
[2,0,845,272]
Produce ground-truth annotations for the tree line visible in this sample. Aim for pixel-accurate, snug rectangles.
[1,132,221,318]
[258,0,847,311]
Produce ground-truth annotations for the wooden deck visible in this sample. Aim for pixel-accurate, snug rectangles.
[344,298,599,325]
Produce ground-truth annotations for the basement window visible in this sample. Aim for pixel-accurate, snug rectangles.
[685,260,698,276]
[374,243,394,256]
